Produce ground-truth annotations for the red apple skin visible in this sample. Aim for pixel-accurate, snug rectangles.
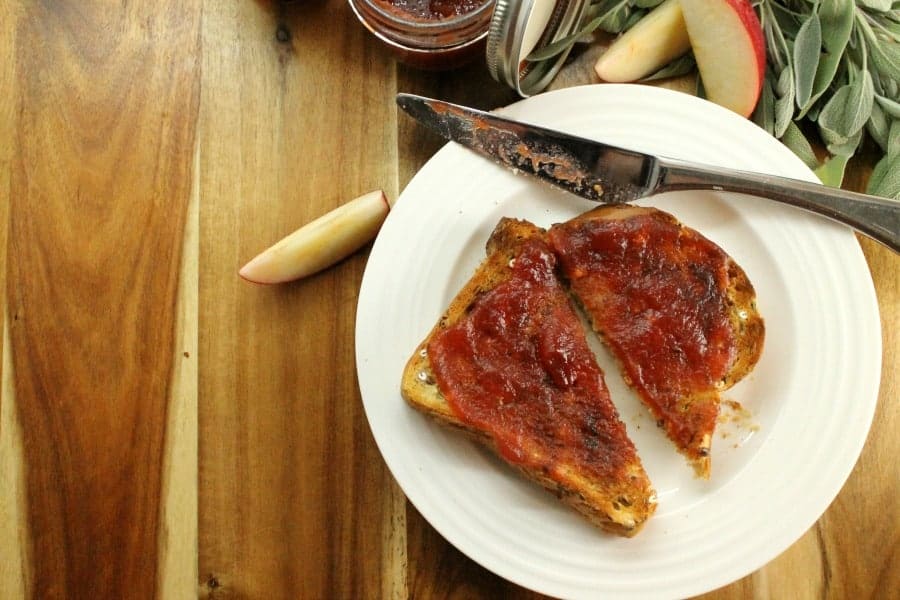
[729,0,767,100]
[681,0,767,117]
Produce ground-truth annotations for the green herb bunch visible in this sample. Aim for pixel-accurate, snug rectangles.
[754,0,899,198]
[531,0,900,198]
[530,0,672,62]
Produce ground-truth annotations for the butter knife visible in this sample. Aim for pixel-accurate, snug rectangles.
[396,93,900,254]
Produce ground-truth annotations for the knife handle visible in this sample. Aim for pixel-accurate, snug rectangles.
[658,163,900,254]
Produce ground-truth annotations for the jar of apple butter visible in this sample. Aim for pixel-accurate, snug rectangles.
[349,0,590,95]
[348,0,495,70]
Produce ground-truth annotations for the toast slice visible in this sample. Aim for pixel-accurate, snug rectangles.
[548,206,764,478]
[401,218,656,537]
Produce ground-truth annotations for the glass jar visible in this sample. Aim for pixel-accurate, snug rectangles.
[350,0,591,94]
[348,0,495,70]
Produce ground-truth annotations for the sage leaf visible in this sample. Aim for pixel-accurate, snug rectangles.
[597,0,634,33]
[794,12,822,110]
[818,0,854,52]
[885,78,899,101]
[526,31,582,61]
[641,55,696,81]
[819,121,852,149]
[634,0,664,8]
[867,100,890,150]
[586,0,618,18]
[775,65,796,137]
[587,0,626,19]
[880,18,900,40]
[526,13,606,61]
[866,151,900,199]
[818,70,875,139]
[765,2,794,71]
[623,9,647,30]
[869,39,900,85]
[888,120,900,156]
[780,121,820,169]
[754,74,776,135]
[815,153,851,187]
[806,102,821,122]
[807,0,854,106]
[770,2,802,35]
[857,0,892,11]
[871,69,886,95]
[827,127,863,156]
[527,0,641,61]
[876,94,900,119]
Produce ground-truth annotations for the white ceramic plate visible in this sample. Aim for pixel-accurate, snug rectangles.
[355,85,881,599]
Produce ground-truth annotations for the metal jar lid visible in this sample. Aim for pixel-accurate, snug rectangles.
[486,0,590,97]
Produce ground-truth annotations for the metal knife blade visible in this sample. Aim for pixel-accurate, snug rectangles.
[396,93,656,204]
[396,93,900,253]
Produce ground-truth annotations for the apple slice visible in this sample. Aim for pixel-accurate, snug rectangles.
[239,190,390,284]
[594,0,690,83]
[679,0,766,117]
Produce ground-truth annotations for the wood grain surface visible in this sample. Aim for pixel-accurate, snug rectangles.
[2,1,200,598]
[197,2,402,598]
[0,2,897,599]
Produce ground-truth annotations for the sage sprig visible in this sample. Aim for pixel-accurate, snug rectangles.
[754,0,899,197]
[527,0,665,62]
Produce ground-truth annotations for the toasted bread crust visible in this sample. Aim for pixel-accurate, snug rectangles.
[550,206,764,479]
[401,218,656,537]
[722,259,765,390]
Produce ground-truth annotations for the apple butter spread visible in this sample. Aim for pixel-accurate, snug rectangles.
[426,237,638,483]
[350,0,493,69]
[548,209,736,453]
[377,0,488,20]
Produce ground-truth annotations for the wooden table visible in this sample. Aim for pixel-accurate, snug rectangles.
[1,2,896,598]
